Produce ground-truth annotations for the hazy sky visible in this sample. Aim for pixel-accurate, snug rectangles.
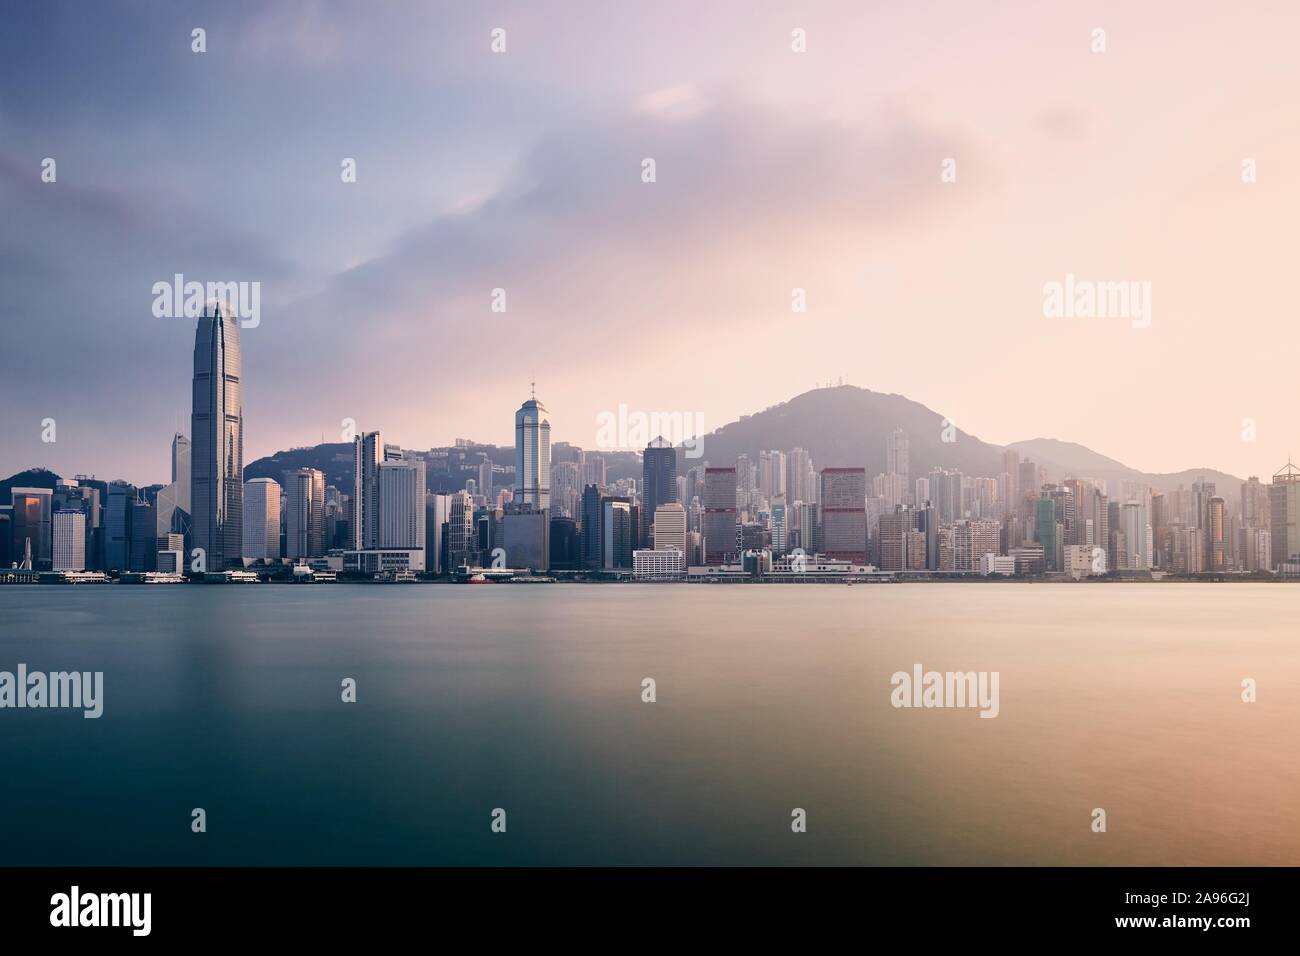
[3,1,1299,485]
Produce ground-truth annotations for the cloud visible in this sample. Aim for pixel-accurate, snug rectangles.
[1031,107,1094,141]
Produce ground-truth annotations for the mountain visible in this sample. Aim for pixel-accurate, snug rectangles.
[1,387,1247,499]
[0,467,60,505]
[688,385,1005,478]
[1007,438,1242,492]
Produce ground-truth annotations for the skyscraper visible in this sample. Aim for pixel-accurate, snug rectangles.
[703,467,738,564]
[286,468,325,560]
[104,481,132,571]
[652,502,688,556]
[379,459,426,550]
[52,510,86,572]
[602,498,633,569]
[1269,461,1300,566]
[353,430,382,550]
[886,427,909,486]
[10,487,52,571]
[642,437,677,541]
[243,477,281,561]
[171,432,191,513]
[515,393,551,512]
[191,303,243,569]
[1036,496,1058,571]
[820,467,867,563]
[447,490,475,570]
[157,433,192,558]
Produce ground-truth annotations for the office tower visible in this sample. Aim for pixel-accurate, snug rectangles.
[379,459,426,550]
[602,498,633,569]
[129,498,157,571]
[0,507,11,568]
[515,393,552,511]
[1269,461,1300,566]
[353,431,382,550]
[703,467,739,563]
[286,468,325,560]
[653,502,688,556]
[191,303,243,568]
[886,428,910,487]
[551,460,582,519]
[548,517,580,569]
[154,432,193,561]
[502,510,549,570]
[477,456,494,502]
[55,479,101,570]
[243,477,281,561]
[642,437,678,541]
[447,490,475,569]
[580,484,604,568]
[52,510,86,572]
[1036,496,1058,571]
[103,481,133,571]
[878,507,911,572]
[820,467,867,562]
[171,433,191,512]
[10,486,53,571]
[425,493,451,575]
[384,442,403,462]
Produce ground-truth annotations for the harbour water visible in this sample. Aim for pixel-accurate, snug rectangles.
[1,583,1296,865]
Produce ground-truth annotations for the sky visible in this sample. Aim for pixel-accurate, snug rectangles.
[3,0,1299,486]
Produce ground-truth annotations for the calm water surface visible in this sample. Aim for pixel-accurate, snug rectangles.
[1,583,1296,865]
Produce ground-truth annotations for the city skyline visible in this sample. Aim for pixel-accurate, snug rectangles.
[5,3,1300,483]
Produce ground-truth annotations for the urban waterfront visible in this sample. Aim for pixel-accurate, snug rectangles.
[2,584,1295,866]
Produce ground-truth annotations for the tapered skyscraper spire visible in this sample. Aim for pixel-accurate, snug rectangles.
[191,302,244,569]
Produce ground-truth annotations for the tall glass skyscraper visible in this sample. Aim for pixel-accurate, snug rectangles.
[191,303,243,568]
[641,437,677,541]
[514,393,551,512]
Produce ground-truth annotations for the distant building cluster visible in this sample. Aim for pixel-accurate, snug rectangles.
[4,312,1298,582]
